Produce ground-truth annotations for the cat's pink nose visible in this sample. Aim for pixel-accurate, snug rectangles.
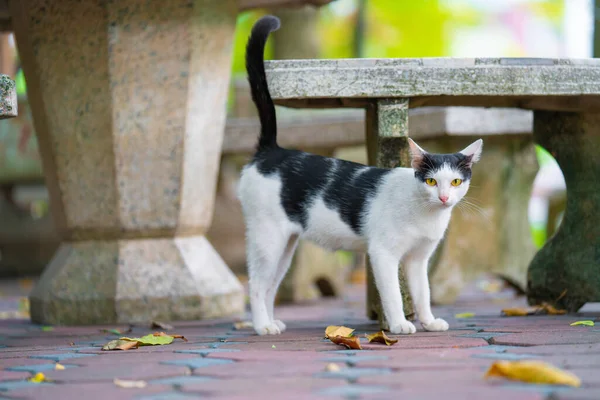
[439,195,449,203]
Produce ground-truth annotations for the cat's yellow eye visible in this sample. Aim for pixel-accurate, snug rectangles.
[425,178,437,186]
[451,179,463,187]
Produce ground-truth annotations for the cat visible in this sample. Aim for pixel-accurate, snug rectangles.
[238,15,483,336]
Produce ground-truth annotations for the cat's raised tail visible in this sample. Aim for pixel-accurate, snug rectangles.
[246,15,281,151]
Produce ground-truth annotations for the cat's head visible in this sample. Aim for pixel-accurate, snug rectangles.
[408,138,483,208]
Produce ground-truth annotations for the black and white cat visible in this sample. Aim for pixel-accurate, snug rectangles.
[238,15,483,336]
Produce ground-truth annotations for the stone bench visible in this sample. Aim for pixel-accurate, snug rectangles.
[9,0,335,325]
[266,57,600,323]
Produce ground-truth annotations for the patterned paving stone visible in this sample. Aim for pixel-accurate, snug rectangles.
[161,357,234,370]
[11,382,170,400]
[0,379,53,391]
[315,367,392,382]
[319,355,390,366]
[7,363,78,373]
[458,332,512,341]
[497,382,575,396]
[493,331,600,346]
[149,376,215,386]
[317,384,390,397]
[137,393,199,400]
[553,389,600,400]
[43,362,190,383]
[181,376,346,397]
[174,348,240,356]
[196,360,320,379]
[196,342,248,348]
[0,371,29,381]
[471,353,541,360]
[29,353,97,362]
[62,352,198,366]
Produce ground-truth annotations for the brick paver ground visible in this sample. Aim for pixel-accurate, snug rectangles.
[0,277,599,399]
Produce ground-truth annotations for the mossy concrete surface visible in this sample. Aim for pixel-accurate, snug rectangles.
[527,111,600,311]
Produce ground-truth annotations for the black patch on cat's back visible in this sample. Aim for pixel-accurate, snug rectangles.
[414,153,473,181]
[323,163,390,234]
[253,148,332,227]
[252,148,390,234]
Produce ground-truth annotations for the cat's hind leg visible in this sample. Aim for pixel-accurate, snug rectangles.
[266,234,299,333]
[247,223,295,336]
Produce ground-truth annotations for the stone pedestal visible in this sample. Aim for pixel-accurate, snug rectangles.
[528,112,600,311]
[10,0,244,324]
[366,99,414,326]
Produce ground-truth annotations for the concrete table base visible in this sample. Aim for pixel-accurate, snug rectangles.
[527,112,600,311]
[10,0,245,324]
[30,236,243,325]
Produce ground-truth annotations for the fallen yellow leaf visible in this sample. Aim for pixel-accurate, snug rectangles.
[329,335,362,350]
[485,361,581,387]
[365,331,398,346]
[28,373,49,383]
[325,325,354,339]
[113,378,147,389]
[455,312,475,318]
[54,363,66,371]
[233,321,253,330]
[570,320,595,327]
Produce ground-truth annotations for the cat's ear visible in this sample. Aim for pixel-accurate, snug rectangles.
[459,139,483,167]
[408,138,427,169]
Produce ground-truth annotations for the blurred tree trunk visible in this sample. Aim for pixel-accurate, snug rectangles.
[273,6,320,60]
[595,0,600,57]
[354,0,367,57]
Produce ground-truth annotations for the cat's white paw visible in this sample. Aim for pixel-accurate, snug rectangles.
[389,320,417,335]
[254,322,282,336]
[421,318,449,332]
[273,319,287,332]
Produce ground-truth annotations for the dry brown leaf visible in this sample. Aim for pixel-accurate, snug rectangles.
[502,303,567,317]
[501,307,536,317]
[102,339,139,351]
[542,303,567,315]
[329,335,362,350]
[485,361,581,387]
[152,331,188,342]
[365,331,398,346]
[325,325,354,339]
[151,321,173,330]
[113,378,147,389]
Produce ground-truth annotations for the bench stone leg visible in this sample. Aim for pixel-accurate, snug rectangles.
[11,0,244,324]
[365,99,414,326]
[527,111,600,311]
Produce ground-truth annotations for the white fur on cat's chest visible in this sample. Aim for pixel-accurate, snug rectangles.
[304,197,367,252]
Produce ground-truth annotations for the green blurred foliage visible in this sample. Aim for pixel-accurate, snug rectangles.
[364,0,451,58]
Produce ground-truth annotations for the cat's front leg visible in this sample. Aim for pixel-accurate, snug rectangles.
[404,242,449,332]
[369,245,416,335]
